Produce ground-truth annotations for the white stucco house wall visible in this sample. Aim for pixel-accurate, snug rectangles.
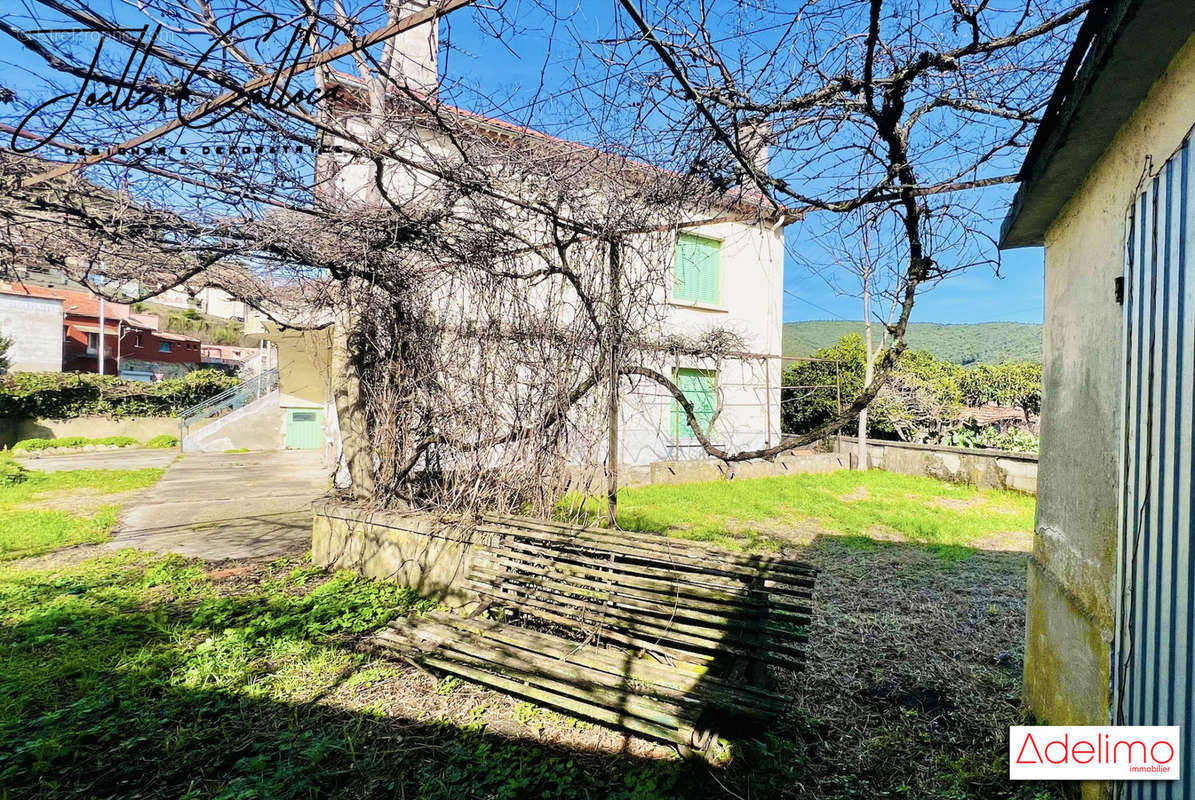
[0,289,64,372]
[321,69,784,468]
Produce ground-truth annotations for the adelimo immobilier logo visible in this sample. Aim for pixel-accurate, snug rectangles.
[1010,726,1180,781]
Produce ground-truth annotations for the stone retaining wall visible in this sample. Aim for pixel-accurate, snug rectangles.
[832,436,1038,494]
[313,503,489,609]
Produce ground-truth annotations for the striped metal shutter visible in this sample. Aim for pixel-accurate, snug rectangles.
[1117,137,1195,799]
[672,368,717,440]
[674,234,721,304]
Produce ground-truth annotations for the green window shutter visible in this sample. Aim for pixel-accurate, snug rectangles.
[674,234,720,304]
[672,368,717,440]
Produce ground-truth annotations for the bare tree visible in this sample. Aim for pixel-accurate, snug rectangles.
[604,0,1086,460]
[0,0,1086,515]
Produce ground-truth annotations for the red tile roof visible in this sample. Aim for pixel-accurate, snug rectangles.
[0,283,130,319]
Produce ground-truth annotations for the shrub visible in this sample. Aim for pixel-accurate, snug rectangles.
[90,436,140,448]
[0,369,240,419]
[944,422,1039,454]
[13,436,90,451]
[782,334,1042,447]
[0,456,27,485]
[144,434,180,449]
[13,435,141,451]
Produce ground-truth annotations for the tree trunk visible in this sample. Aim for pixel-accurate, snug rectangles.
[331,300,375,499]
[858,270,873,471]
[606,239,621,528]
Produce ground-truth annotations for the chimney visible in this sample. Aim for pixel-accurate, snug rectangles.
[383,0,439,95]
[737,120,770,177]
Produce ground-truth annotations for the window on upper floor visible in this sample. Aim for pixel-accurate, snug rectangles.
[671,367,718,441]
[673,233,721,305]
[159,341,172,353]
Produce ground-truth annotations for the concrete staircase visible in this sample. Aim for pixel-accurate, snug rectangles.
[179,368,281,452]
[181,390,282,452]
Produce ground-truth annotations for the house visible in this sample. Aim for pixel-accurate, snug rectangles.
[1000,1,1195,796]
[0,283,204,378]
[0,288,64,372]
[200,344,262,371]
[321,50,785,470]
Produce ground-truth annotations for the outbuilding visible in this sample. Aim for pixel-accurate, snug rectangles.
[1001,1,1195,797]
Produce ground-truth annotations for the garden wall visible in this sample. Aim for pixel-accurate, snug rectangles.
[0,416,181,448]
[832,436,1037,494]
[312,502,491,609]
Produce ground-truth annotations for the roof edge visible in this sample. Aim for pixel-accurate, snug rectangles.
[1000,0,1195,248]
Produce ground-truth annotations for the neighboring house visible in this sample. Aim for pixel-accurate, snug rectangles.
[323,59,784,468]
[0,288,64,372]
[148,285,270,333]
[0,283,204,378]
[201,344,261,370]
[1000,2,1195,797]
[956,403,1039,434]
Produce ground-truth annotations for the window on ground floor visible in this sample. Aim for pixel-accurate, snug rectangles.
[159,341,172,353]
[671,367,717,441]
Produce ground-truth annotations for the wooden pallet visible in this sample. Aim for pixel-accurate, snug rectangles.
[375,513,816,750]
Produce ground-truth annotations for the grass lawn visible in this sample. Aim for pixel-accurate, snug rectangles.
[570,470,1036,557]
[0,465,1059,799]
[0,467,164,561]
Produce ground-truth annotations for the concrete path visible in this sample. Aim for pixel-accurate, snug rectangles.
[112,450,328,561]
[15,449,179,472]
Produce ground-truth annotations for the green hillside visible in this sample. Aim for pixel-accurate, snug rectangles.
[782,320,1041,365]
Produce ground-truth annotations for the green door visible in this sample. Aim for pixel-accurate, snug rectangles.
[285,408,323,449]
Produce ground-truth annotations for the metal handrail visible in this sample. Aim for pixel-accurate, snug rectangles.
[179,367,279,437]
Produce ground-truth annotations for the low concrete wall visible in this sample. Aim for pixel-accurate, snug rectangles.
[0,416,180,447]
[313,503,491,609]
[645,452,846,486]
[832,436,1038,494]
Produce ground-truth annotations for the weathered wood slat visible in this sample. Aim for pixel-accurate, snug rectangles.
[470,562,813,636]
[477,520,817,591]
[469,581,808,671]
[379,614,784,718]
[409,651,697,744]
[481,544,814,616]
[427,614,785,707]
[469,567,811,657]
[489,534,816,602]
[482,514,818,579]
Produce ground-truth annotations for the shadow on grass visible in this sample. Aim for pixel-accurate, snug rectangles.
[0,553,805,799]
[0,537,1058,800]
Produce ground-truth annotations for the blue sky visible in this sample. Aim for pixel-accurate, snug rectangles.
[1,0,1051,326]
[438,2,1052,327]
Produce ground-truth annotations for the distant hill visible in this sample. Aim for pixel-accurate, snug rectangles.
[782,320,1042,365]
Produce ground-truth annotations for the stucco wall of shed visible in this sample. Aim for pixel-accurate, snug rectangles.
[1027,31,1195,761]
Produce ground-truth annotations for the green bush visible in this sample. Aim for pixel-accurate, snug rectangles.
[944,422,1039,454]
[144,434,180,449]
[0,456,27,486]
[90,436,140,448]
[13,435,142,451]
[782,334,1042,447]
[12,436,90,451]
[0,369,240,419]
